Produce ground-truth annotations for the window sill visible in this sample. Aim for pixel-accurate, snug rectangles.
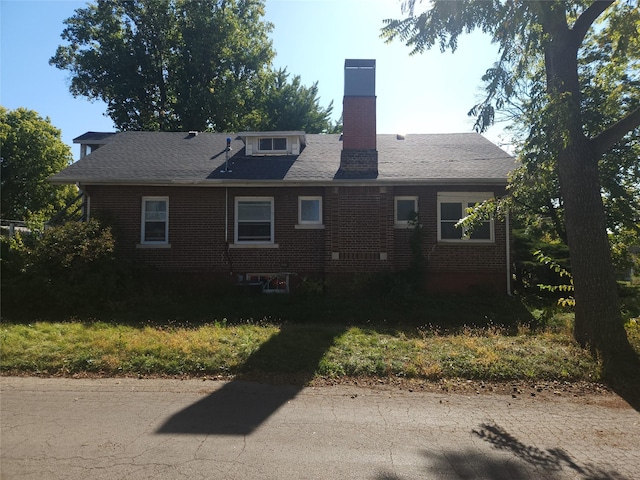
[394,224,416,229]
[229,243,280,249]
[438,239,494,244]
[137,243,171,249]
[295,224,325,230]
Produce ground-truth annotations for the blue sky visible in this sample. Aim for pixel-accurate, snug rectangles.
[1,0,506,159]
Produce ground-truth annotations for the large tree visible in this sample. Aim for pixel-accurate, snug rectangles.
[0,107,77,222]
[382,0,640,361]
[505,11,639,254]
[253,68,335,133]
[50,0,275,132]
[51,0,336,133]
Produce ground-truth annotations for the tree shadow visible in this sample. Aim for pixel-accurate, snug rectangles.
[375,422,630,480]
[377,450,559,480]
[470,423,629,480]
[602,352,640,412]
[156,323,344,436]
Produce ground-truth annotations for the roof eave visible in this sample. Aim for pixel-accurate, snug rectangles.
[52,177,509,188]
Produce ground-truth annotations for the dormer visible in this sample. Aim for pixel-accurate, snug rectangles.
[239,131,306,156]
[73,131,116,158]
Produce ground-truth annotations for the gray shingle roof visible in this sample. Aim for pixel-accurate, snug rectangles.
[51,131,515,185]
[72,131,117,143]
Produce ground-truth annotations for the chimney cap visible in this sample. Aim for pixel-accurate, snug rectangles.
[344,59,375,96]
[345,59,375,68]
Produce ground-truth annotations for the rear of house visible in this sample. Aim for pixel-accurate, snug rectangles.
[51,60,516,294]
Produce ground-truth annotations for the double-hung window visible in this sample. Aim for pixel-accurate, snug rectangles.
[298,196,322,225]
[395,196,418,226]
[235,197,274,244]
[437,192,493,242]
[141,197,169,244]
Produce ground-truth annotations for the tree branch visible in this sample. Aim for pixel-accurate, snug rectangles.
[571,0,614,48]
[591,106,640,157]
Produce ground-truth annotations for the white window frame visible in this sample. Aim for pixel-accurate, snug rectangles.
[437,192,494,243]
[394,196,418,227]
[297,196,323,226]
[257,137,288,154]
[235,197,274,244]
[140,196,169,245]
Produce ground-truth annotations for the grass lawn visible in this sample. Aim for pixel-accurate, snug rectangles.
[2,291,639,386]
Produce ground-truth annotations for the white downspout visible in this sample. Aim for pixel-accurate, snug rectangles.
[225,187,229,243]
[505,209,512,295]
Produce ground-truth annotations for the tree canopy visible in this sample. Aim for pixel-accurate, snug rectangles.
[253,68,336,133]
[0,107,77,222]
[50,0,273,132]
[505,6,640,250]
[50,0,335,133]
[383,0,640,362]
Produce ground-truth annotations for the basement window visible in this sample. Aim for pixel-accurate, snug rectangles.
[241,273,290,293]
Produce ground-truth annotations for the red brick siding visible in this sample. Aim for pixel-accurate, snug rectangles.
[86,185,327,276]
[325,186,390,273]
[85,183,510,293]
[342,96,376,150]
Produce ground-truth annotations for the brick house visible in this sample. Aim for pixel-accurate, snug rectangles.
[51,60,515,294]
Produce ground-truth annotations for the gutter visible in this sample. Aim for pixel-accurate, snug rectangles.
[52,178,511,188]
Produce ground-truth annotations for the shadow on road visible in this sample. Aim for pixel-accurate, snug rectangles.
[377,449,558,480]
[156,323,344,436]
[156,380,301,435]
[471,422,629,480]
[603,353,640,413]
[375,422,630,480]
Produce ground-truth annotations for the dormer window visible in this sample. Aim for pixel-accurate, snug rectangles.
[239,131,306,156]
[259,137,287,152]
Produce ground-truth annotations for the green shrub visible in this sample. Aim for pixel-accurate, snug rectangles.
[2,220,124,312]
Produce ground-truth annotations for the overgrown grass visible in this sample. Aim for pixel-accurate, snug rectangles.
[2,317,636,383]
[0,320,278,376]
[2,288,638,384]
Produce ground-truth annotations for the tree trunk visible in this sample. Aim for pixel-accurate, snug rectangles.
[539,3,635,362]
[556,143,633,359]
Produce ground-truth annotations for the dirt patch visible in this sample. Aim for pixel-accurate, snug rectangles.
[2,371,630,408]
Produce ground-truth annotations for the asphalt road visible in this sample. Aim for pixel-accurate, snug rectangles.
[1,376,639,479]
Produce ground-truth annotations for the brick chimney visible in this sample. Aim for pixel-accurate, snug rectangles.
[340,59,378,176]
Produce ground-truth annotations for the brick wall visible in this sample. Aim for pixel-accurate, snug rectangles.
[342,96,376,150]
[339,150,378,174]
[85,183,510,294]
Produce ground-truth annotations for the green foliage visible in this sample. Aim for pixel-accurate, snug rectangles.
[610,229,640,275]
[512,227,570,294]
[252,68,335,133]
[50,0,274,131]
[0,318,611,382]
[382,1,640,357]
[619,283,640,322]
[347,211,427,304]
[533,250,575,308]
[455,196,506,235]
[296,276,325,297]
[408,210,425,273]
[0,106,77,221]
[2,220,123,311]
[49,0,334,133]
